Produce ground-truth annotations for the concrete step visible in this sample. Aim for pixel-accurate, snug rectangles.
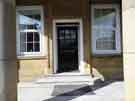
[35,73,94,85]
[46,72,91,77]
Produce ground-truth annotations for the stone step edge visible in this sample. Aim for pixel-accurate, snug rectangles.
[18,82,94,88]
[44,74,92,77]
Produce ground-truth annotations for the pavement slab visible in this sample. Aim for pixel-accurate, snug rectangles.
[18,81,124,101]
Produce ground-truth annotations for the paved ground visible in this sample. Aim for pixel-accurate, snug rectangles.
[18,81,124,101]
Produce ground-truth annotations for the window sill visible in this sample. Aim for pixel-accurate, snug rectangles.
[17,55,48,60]
[92,52,122,57]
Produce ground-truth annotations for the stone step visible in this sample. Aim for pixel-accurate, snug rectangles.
[35,73,94,85]
[46,72,91,77]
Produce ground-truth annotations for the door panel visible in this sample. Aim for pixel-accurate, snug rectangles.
[57,26,78,73]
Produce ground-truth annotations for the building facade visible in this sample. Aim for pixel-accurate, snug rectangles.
[3,0,135,101]
[16,0,123,82]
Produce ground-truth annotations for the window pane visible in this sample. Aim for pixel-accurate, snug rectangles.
[19,24,27,30]
[33,14,41,20]
[20,32,26,42]
[95,29,116,50]
[27,25,34,29]
[34,32,40,41]
[34,43,40,52]
[94,8,116,27]
[27,32,33,42]
[27,43,34,52]
[18,11,41,31]
[20,32,26,52]
[20,43,26,52]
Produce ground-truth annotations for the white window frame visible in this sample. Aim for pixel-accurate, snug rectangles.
[91,4,121,55]
[16,6,45,58]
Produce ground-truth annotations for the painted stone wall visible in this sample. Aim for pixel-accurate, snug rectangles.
[19,59,49,81]
[122,0,135,100]
[0,0,17,100]
[92,56,123,80]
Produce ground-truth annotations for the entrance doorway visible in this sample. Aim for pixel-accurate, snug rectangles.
[53,19,84,74]
[56,24,79,73]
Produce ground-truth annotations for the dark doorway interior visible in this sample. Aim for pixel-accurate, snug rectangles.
[57,23,79,73]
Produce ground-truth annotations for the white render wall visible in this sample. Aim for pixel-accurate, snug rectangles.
[122,0,135,100]
[0,0,17,101]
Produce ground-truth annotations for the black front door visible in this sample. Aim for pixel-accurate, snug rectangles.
[57,25,78,73]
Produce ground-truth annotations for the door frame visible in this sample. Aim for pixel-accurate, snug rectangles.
[53,19,84,73]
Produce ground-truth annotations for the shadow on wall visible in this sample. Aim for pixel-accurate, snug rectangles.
[1,1,17,101]
[91,56,124,81]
